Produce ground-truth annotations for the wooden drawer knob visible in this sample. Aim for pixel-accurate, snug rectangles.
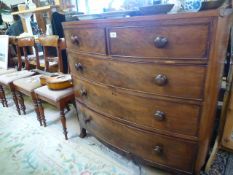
[154,36,168,48]
[154,145,163,155]
[75,63,83,72]
[71,35,80,45]
[80,89,87,97]
[154,74,167,86]
[154,111,165,121]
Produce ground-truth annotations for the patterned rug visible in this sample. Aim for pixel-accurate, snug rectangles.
[201,150,233,175]
[0,106,135,175]
[0,92,167,175]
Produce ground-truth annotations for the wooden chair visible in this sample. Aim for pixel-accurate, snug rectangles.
[0,37,37,111]
[11,37,44,119]
[10,37,43,70]
[33,37,74,140]
[12,36,73,139]
[38,35,64,73]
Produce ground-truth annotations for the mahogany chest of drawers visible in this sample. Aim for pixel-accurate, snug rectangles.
[63,9,233,174]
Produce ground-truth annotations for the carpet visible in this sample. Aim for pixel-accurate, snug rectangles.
[0,106,135,175]
[0,91,168,175]
[201,150,233,175]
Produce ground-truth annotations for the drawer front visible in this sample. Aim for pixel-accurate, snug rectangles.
[74,78,200,137]
[77,101,197,173]
[108,24,209,58]
[69,54,206,100]
[64,28,106,54]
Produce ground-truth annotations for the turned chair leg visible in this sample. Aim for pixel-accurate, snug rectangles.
[17,91,26,115]
[60,108,68,140]
[38,99,46,127]
[79,128,87,138]
[72,100,77,110]
[10,85,20,115]
[66,105,70,112]
[32,95,42,126]
[0,85,8,107]
[0,85,5,107]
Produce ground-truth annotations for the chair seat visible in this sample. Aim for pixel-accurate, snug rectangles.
[34,86,74,102]
[0,68,17,75]
[13,74,42,92]
[0,70,35,85]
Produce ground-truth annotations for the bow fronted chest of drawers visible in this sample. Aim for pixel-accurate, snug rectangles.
[63,9,233,174]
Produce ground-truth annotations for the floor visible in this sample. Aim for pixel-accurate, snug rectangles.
[0,88,233,175]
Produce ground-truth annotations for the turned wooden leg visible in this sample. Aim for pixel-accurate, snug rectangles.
[76,110,80,121]
[66,105,70,112]
[79,128,87,138]
[0,85,8,107]
[38,99,46,127]
[32,95,42,126]
[60,108,68,140]
[17,91,26,115]
[10,85,20,115]
[0,85,5,107]
[72,100,77,110]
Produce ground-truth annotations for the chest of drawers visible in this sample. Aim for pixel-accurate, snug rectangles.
[63,9,233,174]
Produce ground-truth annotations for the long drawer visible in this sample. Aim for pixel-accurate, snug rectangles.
[74,78,201,137]
[69,53,206,100]
[108,23,209,59]
[77,101,197,173]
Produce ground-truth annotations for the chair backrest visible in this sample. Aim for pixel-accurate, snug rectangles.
[16,37,40,71]
[38,35,64,73]
[8,36,18,67]
[9,36,17,45]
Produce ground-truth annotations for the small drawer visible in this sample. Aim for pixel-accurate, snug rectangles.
[77,101,197,173]
[69,54,206,100]
[74,78,200,137]
[108,24,209,59]
[64,28,106,55]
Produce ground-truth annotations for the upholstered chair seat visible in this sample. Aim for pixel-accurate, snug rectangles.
[12,74,42,121]
[0,70,35,85]
[0,68,17,75]
[13,74,41,92]
[0,70,35,108]
[35,86,73,102]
